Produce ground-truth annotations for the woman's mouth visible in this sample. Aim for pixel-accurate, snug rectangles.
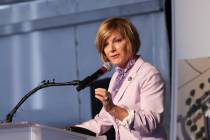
[111,54,119,59]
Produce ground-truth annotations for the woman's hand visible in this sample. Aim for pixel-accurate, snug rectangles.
[94,88,115,112]
[95,88,128,121]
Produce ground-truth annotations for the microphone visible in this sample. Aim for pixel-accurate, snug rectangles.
[76,63,112,91]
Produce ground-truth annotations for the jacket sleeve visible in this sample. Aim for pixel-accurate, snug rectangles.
[131,68,165,135]
[76,73,118,135]
[76,106,113,135]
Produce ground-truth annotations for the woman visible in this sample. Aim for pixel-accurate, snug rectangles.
[76,17,166,140]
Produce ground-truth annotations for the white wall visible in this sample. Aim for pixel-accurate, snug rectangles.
[174,0,210,60]
[172,0,210,139]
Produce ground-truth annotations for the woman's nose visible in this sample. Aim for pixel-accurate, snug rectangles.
[109,44,116,52]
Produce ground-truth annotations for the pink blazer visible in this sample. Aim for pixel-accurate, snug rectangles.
[77,57,166,140]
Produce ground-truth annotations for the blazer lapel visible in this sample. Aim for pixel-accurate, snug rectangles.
[113,57,145,104]
[108,72,118,94]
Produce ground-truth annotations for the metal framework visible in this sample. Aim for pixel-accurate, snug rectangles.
[0,0,163,36]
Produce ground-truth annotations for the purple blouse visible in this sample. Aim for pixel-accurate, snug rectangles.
[111,56,138,97]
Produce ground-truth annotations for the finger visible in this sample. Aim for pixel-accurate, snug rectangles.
[95,88,111,97]
[95,91,104,97]
[95,94,103,102]
[95,92,108,101]
[95,90,107,97]
[95,88,107,92]
[95,90,109,103]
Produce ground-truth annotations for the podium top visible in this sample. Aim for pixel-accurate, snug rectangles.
[0,121,44,129]
[0,121,106,140]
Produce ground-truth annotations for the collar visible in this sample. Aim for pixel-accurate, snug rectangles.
[115,55,138,75]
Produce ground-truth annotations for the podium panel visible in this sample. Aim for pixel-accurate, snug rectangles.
[0,122,106,140]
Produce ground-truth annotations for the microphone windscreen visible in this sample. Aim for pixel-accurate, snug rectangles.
[103,62,112,72]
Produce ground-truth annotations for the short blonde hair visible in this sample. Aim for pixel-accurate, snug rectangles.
[96,17,141,62]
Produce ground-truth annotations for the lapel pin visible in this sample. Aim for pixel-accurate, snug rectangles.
[128,77,132,81]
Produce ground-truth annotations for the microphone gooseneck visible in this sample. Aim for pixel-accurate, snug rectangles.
[5,80,80,123]
[76,63,112,91]
[5,63,111,123]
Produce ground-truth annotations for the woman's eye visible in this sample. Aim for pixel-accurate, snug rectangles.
[114,38,122,43]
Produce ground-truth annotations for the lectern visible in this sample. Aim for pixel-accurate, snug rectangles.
[0,121,106,140]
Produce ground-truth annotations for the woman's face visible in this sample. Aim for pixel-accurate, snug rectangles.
[103,32,133,68]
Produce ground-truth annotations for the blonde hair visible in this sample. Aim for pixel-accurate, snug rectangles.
[96,17,141,62]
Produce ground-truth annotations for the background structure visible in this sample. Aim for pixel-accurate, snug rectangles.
[0,0,170,139]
